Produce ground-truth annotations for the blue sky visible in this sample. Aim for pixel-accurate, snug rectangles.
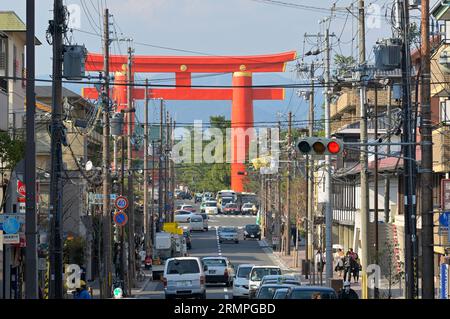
[4,0,419,124]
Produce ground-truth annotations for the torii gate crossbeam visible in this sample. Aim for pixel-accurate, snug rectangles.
[82,51,297,192]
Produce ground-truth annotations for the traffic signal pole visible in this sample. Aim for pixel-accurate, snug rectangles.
[324,27,333,284]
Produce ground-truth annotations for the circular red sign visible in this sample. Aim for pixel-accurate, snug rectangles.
[114,196,129,210]
[327,141,341,154]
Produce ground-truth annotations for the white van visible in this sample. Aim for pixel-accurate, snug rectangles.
[163,257,207,299]
[248,266,282,298]
[189,214,205,232]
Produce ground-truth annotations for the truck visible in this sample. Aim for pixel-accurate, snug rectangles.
[151,229,187,280]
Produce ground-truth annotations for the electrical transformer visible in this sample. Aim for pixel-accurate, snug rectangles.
[110,112,124,136]
[63,45,87,80]
[374,38,402,71]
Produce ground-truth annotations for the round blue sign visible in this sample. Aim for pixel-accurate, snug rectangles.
[3,217,20,234]
[113,212,128,226]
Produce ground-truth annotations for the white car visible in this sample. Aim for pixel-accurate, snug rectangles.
[203,201,218,215]
[174,210,196,223]
[232,264,255,299]
[163,257,206,299]
[201,256,235,286]
[189,214,206,231]
[241,202,254,215]
[248,266,282,298]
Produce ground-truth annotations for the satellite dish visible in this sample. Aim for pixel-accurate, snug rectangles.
[85,160,93,171]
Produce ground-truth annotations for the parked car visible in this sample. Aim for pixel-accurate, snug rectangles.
[218,227,239,244]
[194,193,203,203]
[255,283,297,299]
[163,257,206,299]
[201,200,218,215]
[180,204,196,213]
[248,266,282,298]
[201,256,235,286]
[241,202,254,215]
[189,214,206,232]
[183,230,192,250]
[223,203,239,215]
[174,210,196,223]
[244,224,261,240]
[284,286,338,299]
[232,264,255,299]
[260,274,301,286]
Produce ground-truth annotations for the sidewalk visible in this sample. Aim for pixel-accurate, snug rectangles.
[260,238,405,299]
[89,268,153,299]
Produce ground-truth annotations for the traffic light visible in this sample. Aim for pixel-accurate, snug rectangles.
[295,137,343,156]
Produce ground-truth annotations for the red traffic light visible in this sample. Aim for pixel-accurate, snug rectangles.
[237,171,248,176]
[327,141,341,154]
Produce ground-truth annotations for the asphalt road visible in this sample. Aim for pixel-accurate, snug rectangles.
[134,199,279,299]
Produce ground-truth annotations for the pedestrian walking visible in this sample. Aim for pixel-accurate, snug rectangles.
[74,280,92,299]
[352,256,361,283]
[343,252,354,282]
[334,248,344,277]
[315,249,325,273]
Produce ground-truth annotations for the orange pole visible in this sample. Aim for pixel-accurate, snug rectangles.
[231,72,253,192]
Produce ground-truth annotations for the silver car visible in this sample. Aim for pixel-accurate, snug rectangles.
[218,227,239,244]
[163,257,207,299]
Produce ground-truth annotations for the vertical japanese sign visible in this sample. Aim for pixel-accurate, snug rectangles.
[442,179,450,211]
[441,264,449,299]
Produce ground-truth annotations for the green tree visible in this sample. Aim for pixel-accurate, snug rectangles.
[0,132,25,169]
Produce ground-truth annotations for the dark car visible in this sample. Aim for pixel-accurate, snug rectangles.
[285,286,337,299]
[183,230,192,250]
[244,224,261,240]
[194,193,203,203]
[255,284,298,299]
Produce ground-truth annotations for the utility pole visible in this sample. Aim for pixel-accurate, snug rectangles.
[358,0,370,298]
[374,85,380,299]
[127,46,136,288]
[158,100,164,225]
[25,0,38,299]
[276,121,282,252]
[324,26,333,283]
[101,8,113,299]
[48,0,65,299]
[385,84,392,224]
[144,79,150,255]
[120,114,128,296]
[420,0,434,299]
[306,63,315,280]
[165,111,170,222]
[285,112,292,255]
[151,140,156,251]
[400,0,418,299]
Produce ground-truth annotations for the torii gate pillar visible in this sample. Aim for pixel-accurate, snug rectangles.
[231,72,253,193]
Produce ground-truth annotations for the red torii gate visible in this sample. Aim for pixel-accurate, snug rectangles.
[82,51,297,192]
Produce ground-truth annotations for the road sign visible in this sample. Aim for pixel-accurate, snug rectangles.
[2,234,20,244]
[88,193,117,205]
[441,264,449,299]
[17,180,26,197]
[0,214,26,223]
[19,202,25,214]
[115,196,129,210]
[113,211,128,226]
[2,217,20,234]
[442,180,450,211]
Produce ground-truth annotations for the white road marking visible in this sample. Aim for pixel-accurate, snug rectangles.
[224,287,229,299]
[216,227,222,256]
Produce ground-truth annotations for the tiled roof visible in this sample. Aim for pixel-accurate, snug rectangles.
[0,11,26,31]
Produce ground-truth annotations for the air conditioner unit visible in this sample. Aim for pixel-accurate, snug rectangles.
[374,38,402,71]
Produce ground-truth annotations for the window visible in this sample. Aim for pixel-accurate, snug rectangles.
[13,45,17,81]
[289,289,336,299]
[166,259,199,275]
[0,35,7,90]
[251,268,281,281]
[202,259,226,267]
[440,100,450,124]
[237,267,252,278]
